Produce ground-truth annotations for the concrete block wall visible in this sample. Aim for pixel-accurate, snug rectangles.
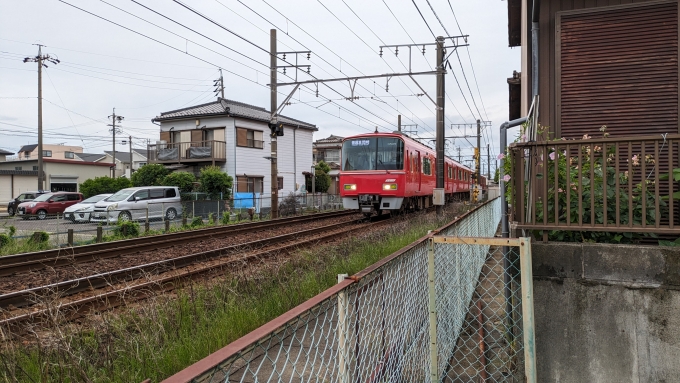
[532,242,680,383]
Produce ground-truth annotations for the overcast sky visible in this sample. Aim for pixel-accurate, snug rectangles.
[0,0,519,166]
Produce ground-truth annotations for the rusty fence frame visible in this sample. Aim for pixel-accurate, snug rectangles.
[158,197,536,383]
[509,134,680,235]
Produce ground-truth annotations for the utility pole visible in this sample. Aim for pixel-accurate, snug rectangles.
[108,109,123,179]
[476,119,481,185]
[435,36,445,216]
[487,143,491,180]
[24,45,58,191]
[129,135,133,177]
[398,114,401,132]
[214,69,225,99]
[270,29,279,219]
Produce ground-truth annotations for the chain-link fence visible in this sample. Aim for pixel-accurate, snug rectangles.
[162,198,537,383]
[0,193,343,248]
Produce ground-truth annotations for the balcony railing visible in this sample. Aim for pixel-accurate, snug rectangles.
[508,134,680,238]
[148,140,226,165]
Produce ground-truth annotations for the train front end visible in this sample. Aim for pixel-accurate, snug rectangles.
[339,135,406,215]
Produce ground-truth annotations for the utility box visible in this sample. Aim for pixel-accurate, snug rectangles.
[433,188,445,205]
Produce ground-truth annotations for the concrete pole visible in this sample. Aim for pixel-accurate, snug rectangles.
[270,29,279,218]
[476,119,481,186]
[37,45,44,191]
[112,109,116,179]
[435,36,445,216]
[129,135,133,176]
[398,114,401,132]
[487,143,491,180]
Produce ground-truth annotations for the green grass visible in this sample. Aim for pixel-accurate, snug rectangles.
[1,206,466,382]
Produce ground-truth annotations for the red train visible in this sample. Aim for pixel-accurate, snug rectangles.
[340,132,473,214]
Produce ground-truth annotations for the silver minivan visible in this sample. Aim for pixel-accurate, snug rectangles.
[90,186,182,223]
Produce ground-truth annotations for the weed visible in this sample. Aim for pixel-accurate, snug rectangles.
[220,212,230,225]
[113,221,140,238]
[0,233,11,248]
[190,216,204,228]
[29,231,49,244]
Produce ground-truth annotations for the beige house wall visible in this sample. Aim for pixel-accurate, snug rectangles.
[0,175,36,204]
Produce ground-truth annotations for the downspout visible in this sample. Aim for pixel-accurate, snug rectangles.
[500,116,528,333]
[531,0,540,101]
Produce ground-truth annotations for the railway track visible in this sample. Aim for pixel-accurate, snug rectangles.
[0,210,354,277]
[0,213,392,334]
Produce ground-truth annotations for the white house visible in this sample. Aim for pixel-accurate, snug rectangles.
[103,149,149,178]
[150,98,316,207]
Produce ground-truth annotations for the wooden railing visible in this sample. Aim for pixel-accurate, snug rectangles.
[508,134,680,237]
[147,140,226,165]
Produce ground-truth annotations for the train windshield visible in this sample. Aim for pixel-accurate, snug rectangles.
[342,137,404,171]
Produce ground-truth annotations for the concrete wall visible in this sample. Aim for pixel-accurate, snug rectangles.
[532,242,680,382]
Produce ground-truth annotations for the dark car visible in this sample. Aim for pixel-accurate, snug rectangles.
[17,192,83,220]
[6,191,47,216]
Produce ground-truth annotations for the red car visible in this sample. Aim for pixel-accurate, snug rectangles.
[17,192,83,220]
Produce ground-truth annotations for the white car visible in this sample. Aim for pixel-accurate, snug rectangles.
[90,186,182,223]
[63,194,113,223]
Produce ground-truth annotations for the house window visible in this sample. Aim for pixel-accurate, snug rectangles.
[15,166,22,170]
[278,177,283,190]
[32,166,38,171]
[324,149,340,163]
[236,176,264,193]
[138,162,147,167]
[64,151,74,159]
[43,150,52,157]
[236,128,264,149]
[24,153,30,159]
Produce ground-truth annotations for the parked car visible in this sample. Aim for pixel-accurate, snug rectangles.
[17,192,83,220]
[6,190,47,216]
[63,194,113,223]
[90,186,182,223]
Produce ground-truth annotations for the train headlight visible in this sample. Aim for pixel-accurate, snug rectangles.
[383,183,398,191]
[344,184,357,191]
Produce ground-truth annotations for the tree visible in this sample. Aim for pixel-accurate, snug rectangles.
[198,165,233,199]
[79,176,132,198]
[306,161,332,193]
[161,172,196,193]
[131,164,170,187]
[494,168,500,183]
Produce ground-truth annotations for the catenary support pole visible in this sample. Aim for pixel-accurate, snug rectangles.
[435,36,445,216]
[37,45,44,191]
[270,29,279,219]
[398,114,401,132]
[476,119,481,185]
[129,135,133,176]
[487,143,491,180]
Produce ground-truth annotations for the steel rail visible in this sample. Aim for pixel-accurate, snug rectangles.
[0,210,354,276]
[0,217,381,310]
[0,217,391,334]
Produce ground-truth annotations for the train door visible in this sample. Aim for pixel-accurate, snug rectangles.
[416,150,422,192]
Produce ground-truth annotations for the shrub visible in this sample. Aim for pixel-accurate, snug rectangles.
[278,193,299,217]
[306,161,331,193]
[190,216,204,228]
[161,172,197,193]
[198,166,233,200]
[80,176,133,198]
[131,164,170,187]
[0,233,11,248]
[113,221,140,237]
[29,231,49,244]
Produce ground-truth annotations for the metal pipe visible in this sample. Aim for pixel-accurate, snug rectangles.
[531,0,540,100]
[500,116,528,339]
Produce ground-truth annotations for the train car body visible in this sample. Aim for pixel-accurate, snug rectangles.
[340,132,472,214]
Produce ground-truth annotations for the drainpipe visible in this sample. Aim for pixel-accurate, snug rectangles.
[531,0,540,100]
[500,116,528,332]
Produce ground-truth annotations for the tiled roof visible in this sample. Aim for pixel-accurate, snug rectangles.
[104,151,131,163]
[153,98,317,130]
[76,153,106,162]
[0,148,14,155]
[19,144,38,153]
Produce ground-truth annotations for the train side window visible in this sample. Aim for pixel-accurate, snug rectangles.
[422,157,432,176]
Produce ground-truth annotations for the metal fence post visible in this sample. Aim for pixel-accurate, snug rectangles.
[337,274,349,383]
[427,237,438,383]
[519,237,537,383]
